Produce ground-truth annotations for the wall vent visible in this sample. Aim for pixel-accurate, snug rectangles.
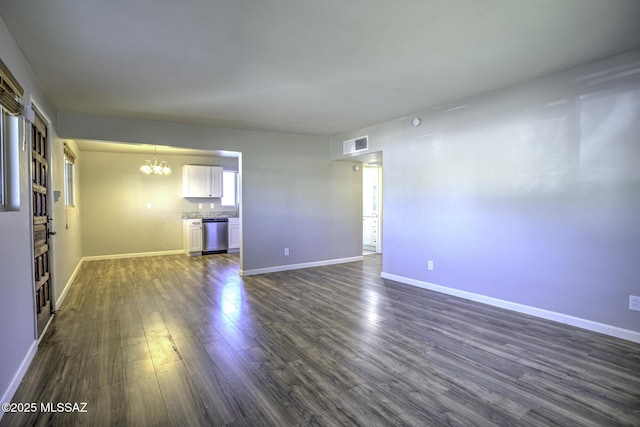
[343,135,369,155]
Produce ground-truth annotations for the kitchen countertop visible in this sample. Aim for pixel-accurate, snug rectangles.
[182,210,238,219]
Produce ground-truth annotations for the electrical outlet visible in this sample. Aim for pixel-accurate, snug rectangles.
[428,260,434,271]
[198,203,203,209]
[210,203,215,208]
[284,248,289,256]
[630,295,640,312]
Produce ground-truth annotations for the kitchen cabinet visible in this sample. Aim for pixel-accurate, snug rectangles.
[182,165,223,198]
[228,217,240,251]
[363,217,378,249]
[183,219,203,256]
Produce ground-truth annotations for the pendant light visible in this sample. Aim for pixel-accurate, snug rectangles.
[140,147,171,175]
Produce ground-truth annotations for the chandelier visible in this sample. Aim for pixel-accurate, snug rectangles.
[140,147,171,175]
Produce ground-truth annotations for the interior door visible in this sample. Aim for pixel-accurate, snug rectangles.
[31,111,53,337]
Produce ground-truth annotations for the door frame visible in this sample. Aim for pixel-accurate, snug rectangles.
[28,98,55,340]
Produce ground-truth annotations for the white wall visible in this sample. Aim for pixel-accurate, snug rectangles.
[0,18,83,410]
[58,115,363,271]
[331,48,640,336]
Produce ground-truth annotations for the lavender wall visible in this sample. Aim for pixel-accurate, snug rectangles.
[332,48,640,333]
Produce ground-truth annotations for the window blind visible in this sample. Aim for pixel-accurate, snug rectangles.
[0,58,24,116]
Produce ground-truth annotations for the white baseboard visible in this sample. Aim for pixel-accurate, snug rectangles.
[381,272,640,344]
[0,340,37,421]
[241,256,364,276]
[83,249,183,261]
[55,258,84,310]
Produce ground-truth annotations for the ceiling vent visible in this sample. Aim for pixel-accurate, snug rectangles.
[343,135,369,155]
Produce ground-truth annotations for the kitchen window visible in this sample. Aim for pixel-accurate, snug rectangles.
[221,170,238,207]
[63,143,76,207]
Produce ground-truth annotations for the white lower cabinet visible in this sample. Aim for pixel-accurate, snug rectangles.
[183,219,203,256]
[228,217,240,250]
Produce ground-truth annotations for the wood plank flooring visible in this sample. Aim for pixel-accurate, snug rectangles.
[2,253,639,426]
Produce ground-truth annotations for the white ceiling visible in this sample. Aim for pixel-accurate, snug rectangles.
[2,0,640,137]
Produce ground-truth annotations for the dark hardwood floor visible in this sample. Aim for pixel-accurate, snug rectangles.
[2,253,639,426]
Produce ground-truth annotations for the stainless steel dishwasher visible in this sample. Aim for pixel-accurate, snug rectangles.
[202,218,228,254]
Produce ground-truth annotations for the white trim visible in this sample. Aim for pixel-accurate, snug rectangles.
[381,272,640,344]
[240,256,364,276]
[0,341,37,421]
[55,258,84,309]
[25,116,37,339]
[27,97,52,124]
[83,249,183,261]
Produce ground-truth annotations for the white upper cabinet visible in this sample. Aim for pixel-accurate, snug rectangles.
[182,165,223,198]
[210,166,223,197]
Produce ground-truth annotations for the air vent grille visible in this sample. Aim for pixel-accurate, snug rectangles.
[343,135,369,155]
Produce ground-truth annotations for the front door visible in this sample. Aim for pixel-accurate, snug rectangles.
[31,111,53,337]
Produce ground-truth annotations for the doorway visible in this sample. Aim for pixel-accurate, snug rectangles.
[363,164,382,255]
